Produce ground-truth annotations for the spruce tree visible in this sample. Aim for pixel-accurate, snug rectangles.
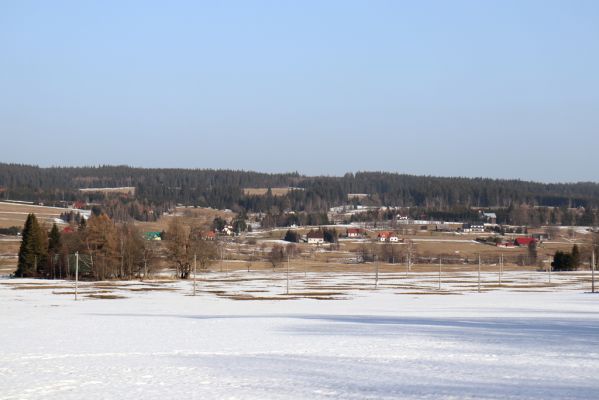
[16,214,47,277]
[47,223,61,278]
[571,244,580,269]
[48,223,61,253]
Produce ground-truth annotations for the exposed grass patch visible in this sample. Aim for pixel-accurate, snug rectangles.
[124,287,178,292]
[12,285,72,290]
[86,294,127,299]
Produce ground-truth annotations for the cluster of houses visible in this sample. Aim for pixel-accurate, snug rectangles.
[142,226,232,242]
[346,228,402,242]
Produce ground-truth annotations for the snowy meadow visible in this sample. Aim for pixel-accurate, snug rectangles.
[1,271,598,399]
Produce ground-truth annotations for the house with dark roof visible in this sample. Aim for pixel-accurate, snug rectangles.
[307,230,325,244]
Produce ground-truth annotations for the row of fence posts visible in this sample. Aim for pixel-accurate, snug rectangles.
[69,249,598,300]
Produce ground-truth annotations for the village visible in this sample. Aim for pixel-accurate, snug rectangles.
[1,197,591,281]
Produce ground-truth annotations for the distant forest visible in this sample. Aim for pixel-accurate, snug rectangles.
[2,163,599,225]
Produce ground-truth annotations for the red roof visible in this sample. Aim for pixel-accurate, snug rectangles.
[72,201,86,209]
[377,231,393,238]
[347,228,361,234]
[515,237,536,246]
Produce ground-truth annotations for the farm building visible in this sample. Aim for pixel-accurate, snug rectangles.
[144,232,162,241]
[203,231,217,240]
[377,231,392,242]
[481,212,497,224]
[462,223,485,233]
[515,237,536,247]
[377,231,400,242]
[307,230,325,245]
[347,228,363,238]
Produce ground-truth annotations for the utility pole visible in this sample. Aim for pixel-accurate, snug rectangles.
[375,255,379,289]
[286,253,290,295]
[499,253,503,286]
[193,253,197,296]
[75,252,79,301]
[438,256,442,290]
[219,243,223,273]
[478,253,481,293]
[592,249,595,293]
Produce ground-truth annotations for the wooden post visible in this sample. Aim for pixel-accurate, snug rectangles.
[286,253,290,295]
[478,254,481,293]
[375,256,379,289]
[75,252,79,301]
[438,256,441,290]
[193,253,197,296]
[592,249,595,293]
[499,253,503,286]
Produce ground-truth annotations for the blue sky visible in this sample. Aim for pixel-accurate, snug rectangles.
[1,0,598,182]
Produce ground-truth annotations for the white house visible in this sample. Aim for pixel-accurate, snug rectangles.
[307,230,325,244]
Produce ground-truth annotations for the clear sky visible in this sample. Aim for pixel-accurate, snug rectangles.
[1,0,598,182]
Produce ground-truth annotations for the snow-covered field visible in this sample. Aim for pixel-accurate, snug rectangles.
[1,272,598,400]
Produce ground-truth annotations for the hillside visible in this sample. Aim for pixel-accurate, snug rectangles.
[1,163,599,219]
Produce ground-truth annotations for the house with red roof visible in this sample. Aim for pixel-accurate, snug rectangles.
[347,228,363,238]
[514,237,536,247]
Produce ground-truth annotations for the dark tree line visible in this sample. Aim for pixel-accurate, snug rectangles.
[3,164,599,223]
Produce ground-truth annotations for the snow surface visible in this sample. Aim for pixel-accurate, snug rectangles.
[1,275,598,400]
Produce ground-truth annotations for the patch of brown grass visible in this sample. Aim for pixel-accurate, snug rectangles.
[124,287,178,292]
[86,294,127,299]
[242,188,292,197]
[11,285,72,290]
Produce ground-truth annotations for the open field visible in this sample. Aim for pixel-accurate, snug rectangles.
[1,273,598,399]
[136,206,235,232]
[78,187,135,195]
[0,202,70,228]
[242,187,294,196]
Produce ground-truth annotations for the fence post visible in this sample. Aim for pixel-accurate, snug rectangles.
[499,253,503,286]
[75,252,79,301]
[374,256,379,289]
[592,250,595,293]
[193,253,197,296]
[478,254,481,293]
[286,253,290,295]
[438,256,441,290]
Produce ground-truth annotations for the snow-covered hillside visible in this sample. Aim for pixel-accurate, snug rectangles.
[1,276,598,399]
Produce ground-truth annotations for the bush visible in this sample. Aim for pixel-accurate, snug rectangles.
[0,226,20,235]
[283,229,299,243]
[551,250,576,271]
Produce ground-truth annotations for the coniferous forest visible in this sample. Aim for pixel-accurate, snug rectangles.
[2,163,599,224]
